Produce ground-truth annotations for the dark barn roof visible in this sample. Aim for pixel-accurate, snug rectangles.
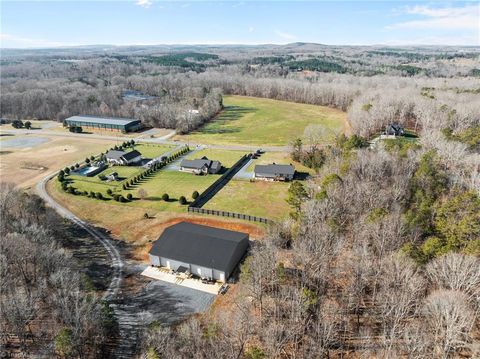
[121,150,142,161]
[149,222,249,272]
[254,164,295,176]
[106,150,126,160]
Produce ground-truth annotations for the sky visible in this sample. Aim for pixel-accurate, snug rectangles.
[0,1,479,48]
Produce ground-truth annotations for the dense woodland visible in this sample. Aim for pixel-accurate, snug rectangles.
[1,44,479,358]
[0,184,116,357]
[1,44,479,136]
[142,137,480,358]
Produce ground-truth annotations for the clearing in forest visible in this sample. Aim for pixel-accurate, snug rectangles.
[178,95,346,146]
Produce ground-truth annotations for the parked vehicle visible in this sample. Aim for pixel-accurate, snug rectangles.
[219,284,229,295]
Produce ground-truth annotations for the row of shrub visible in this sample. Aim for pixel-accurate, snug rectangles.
[60,182,199,206]
[166,145,190,161]
[110,139,136,152]
[58,145,191,204]
[120,145,190,189]
[61,182,134,202]
[61,182,105,199]
[158,193,188,205]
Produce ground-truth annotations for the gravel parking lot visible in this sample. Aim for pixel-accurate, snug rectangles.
[117,263,215,325]
[111,274,215,355]
[141,280,215,322]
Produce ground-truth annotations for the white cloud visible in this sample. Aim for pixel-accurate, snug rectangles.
[0,33,73,48]
[388,4,479,30]
[274,30,296,41]
[135,0,153,9]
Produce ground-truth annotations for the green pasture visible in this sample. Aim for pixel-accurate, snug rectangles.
[186,148,248,168]
[178,95,346,146]
[207,180,291,220]
[132,143,175,159]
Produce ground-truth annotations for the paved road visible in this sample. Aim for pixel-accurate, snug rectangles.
[36,172,131,357]
[233,157,254,180]
[36,172,124,300]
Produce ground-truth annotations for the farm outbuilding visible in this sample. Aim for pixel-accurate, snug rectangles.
[148,222,249,282]
[64,115,143,133]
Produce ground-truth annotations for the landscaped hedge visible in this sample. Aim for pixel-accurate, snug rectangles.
[59,144,191,205]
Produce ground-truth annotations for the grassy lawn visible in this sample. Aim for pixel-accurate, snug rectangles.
[64,167,221,212]
[186,148,248,168]
[132,143,174,159]
[63,163,292,220]
[126,170,220,205]
[207,180,291,220]
[50,141,292,228]
[178,95,346,146]
[68,166,144,192]
[65,143,175,193]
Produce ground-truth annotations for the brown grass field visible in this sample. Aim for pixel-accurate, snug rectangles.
[0,134,116,189]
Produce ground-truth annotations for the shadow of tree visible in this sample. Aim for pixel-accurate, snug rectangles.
[294,171,311,180]
[147,196,177,202]
[196,105,257,135]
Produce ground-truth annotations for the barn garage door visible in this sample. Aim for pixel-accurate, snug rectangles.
[213,269,226,282]
[149,254,160,266]
[162,257,190,271]
[191,264,213,279]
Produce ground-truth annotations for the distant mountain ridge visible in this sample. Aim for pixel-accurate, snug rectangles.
[2,42,479,59]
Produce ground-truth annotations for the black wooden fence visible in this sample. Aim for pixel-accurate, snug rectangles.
[187,153,272,224]
[188,153,252,208]
[188,206,270,224]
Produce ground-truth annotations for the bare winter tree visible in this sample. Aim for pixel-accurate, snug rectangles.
[421,290,476,358]
[426,253,480,307]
